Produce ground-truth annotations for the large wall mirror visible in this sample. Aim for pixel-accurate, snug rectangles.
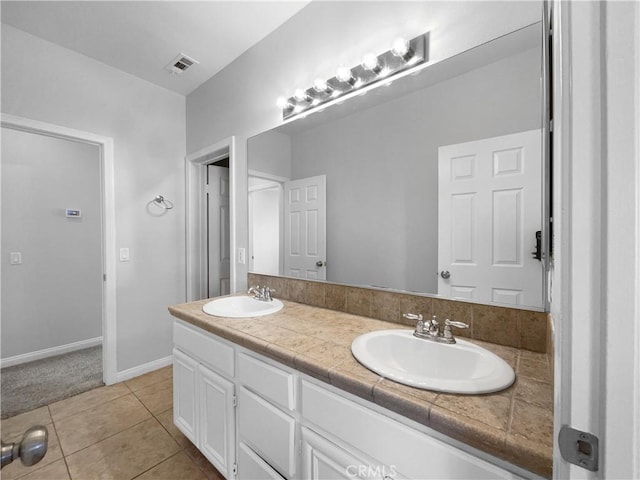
[248,22,549,310]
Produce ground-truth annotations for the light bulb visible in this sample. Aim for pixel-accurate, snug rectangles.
[313,78,328,92]
[361,52,381,72]
[391,38,410,57]
[276,97,289,109]
[336,66,354,83]
[294,88,309,102]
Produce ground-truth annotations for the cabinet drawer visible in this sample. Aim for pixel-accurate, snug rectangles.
[238,386,296,478]
[174,320,234,377]
[301,380,522,480]
[238,442,286,480]
[238,352,295,411]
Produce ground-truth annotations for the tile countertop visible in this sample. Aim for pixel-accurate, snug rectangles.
[168,298,553,478]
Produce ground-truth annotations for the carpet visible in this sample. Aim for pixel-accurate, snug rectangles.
[1,345,104,419]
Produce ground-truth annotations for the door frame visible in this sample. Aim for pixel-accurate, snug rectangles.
[0,113,117,385]
[185,137,236,301]
[553,1,640,478]
[248,169,288,276]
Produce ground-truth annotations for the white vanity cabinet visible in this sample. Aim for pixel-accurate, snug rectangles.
[173,321,236,479]
[172,320,531,480]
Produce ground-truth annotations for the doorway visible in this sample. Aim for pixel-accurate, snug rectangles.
[206,160,230,297]
[0,114,117,415]
[185,137,236,301]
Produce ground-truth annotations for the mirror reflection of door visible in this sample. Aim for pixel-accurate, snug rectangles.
[207,163,230,297]
[437,129,543,306]
[284,175,327,280]
[248,176,283,276]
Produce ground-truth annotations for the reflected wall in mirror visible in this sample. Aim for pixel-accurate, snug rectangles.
[248,23,547,310]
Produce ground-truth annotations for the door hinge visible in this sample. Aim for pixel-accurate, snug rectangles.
[559,425,599,471]
[232,395,237,408]
[103,274,107,281]
[232,462,237,476]
[549,119,554,132]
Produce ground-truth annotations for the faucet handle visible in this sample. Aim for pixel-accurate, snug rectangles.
[403,313,423,322]
[443,319,469,340]
[444,319,469,329]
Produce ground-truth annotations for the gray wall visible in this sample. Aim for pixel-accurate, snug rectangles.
[248,130,291,179]
[289,48,541,293]
[1,25,186,372]
[186,1,542,292]
[1,128,102,358]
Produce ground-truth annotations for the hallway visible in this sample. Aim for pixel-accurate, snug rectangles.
[0,366,223,479]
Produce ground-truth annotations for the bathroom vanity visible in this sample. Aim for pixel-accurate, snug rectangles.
[169,298,552,479]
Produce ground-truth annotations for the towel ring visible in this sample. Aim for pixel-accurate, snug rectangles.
[153,195,174,210]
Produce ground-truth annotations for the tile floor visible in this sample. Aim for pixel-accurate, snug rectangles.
[0,366,225,480]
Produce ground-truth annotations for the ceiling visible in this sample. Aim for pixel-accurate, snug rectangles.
[1,1,310,96]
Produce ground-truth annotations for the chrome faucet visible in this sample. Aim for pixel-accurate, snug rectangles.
[247,285,275,302]
[403,313,469,344]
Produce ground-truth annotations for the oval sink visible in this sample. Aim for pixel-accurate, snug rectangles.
[351,330,514,394]
[202,296,284,318]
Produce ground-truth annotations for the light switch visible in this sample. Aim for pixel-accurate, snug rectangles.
[119,248,130,262]
[237,247,246,265]
[10,252,22,265]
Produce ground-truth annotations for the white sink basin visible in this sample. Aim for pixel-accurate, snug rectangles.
[351,329,515,394]
[202,296,284,318]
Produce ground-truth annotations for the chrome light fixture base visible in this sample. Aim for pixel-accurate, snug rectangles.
[280,32,429,121]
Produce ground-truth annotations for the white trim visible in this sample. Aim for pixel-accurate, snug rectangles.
[248,169,290,184]
[0,337,103,368]
[185,137,236,301]
[115,354,173,383]
[602,2,640,478]
[1,113,118,385]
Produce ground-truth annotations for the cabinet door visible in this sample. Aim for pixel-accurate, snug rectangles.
[199,364,236,479]
[301,427,397,480]
[173,348,198,444]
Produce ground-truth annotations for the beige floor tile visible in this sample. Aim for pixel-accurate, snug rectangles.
[49,383,131,422]
[0,407,52,441]
[155,408,192,448]
[11,459,70,480]
[1,425,64,480]
[55,394,151,455]
[125,366,172,392]
[135,451,207,480]
[65,418,179,480]
[132,378,173,415]
[183,444,225,480]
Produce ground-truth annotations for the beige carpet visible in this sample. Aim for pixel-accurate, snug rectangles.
[1,345,104,419]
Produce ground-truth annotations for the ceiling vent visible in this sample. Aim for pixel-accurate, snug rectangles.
[165,53,199,75]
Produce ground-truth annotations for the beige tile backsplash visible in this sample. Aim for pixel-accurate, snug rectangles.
[248,274,550,353]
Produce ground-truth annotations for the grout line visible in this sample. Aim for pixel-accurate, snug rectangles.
[46,405,73,480]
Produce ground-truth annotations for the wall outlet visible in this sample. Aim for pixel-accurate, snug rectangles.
[237,248,246,265]
[10,252,22,265]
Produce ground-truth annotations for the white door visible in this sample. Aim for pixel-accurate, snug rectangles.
[207,165,230,297]
[284,175,327,280]
[438,130,543,307]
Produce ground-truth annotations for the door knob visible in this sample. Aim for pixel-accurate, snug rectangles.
[316,261,325,267]
[440,270,451,279]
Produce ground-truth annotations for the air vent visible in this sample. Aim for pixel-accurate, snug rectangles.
[165,53,199,75]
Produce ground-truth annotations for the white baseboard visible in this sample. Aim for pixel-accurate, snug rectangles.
[0,337,103,368]
[114,355,173,384]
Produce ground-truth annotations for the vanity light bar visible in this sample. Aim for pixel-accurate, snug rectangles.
[278,32,429,121]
